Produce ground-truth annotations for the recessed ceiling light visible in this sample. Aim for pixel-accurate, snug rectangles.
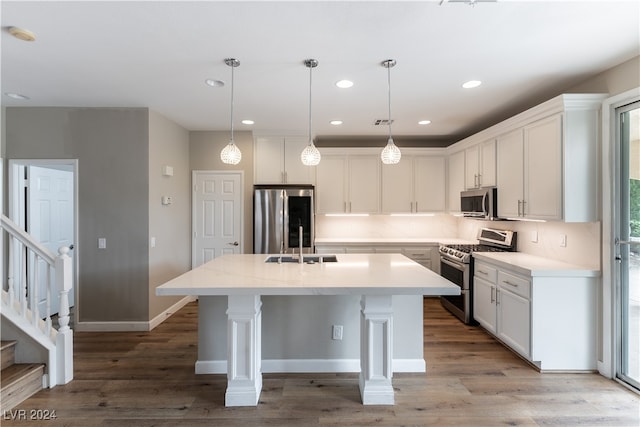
[241,119,254,125]
[205,79,224,87]
[330,120,343,125]
[462,80,482,89]
[335,80,354,89]
[9,27,36,42]
[418,120,431,125]
[4,92,30,100]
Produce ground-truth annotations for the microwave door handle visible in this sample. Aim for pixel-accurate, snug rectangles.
[481,192,488,217]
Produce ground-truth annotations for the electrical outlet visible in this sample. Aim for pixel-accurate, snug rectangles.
[332,324,343,341]
[531,230,538,243]
[98,238,106,249]
[559,234,567,247]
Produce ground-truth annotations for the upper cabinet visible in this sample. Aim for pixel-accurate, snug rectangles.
[381,155,446,213]
[254,136,315,185]
[448,150,465,213]
[316,154,379,214]
[465,139,496,189]
[451,93,605,222]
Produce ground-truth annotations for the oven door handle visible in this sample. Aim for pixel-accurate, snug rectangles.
[440,257,465,272]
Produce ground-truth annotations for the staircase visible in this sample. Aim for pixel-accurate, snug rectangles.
[0,213,73,410]
[1,341,45,412]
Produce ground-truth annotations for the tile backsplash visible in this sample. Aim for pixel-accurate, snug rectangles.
[316,214,601,270]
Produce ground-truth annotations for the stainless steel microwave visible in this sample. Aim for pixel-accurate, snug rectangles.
[460,187,498,220]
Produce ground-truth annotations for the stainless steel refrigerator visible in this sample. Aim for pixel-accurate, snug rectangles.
[253,185,315,254]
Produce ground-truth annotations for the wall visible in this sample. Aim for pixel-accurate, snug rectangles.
[148,111,191,320]
[316,214,458,239]
[189,130,254,253]
[568,56,640,97]
[5,107,150,322]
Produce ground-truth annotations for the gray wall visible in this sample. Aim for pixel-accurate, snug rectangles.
[568,55,639,96]
[148,111,191,319]
[5,107,150,322]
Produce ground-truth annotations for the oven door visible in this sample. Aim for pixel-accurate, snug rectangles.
[439,257,472,324]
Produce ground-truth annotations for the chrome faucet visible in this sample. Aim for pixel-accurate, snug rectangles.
[298,225,304,264]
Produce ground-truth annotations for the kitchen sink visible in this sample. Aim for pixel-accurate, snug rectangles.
[264,255,338,264]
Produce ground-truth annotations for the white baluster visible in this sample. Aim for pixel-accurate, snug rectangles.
[7,235,15,307]
[45,264,52,337]
[55,246,74,384]
[20,242,27,319]
[32,253,40,329]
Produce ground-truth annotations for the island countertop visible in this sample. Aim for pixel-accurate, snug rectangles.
[156,253,460,296]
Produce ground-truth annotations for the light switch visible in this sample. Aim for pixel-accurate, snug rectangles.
[559,234,567,247]
[530,231,538,243]
[98,238,106,249]
[161,196,172,205]
[150,237,156,248]
[162,165,174,176]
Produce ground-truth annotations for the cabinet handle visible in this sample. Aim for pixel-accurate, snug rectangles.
[477,269,488,275]
[349,202,352,213]
[490,286,495,303]
[344,202,347,213]
[521,199,526,216]
[502,280,518,288]
[415,201,418,212]
[477,173,482,187]
[517,200,522,216]
[496,288,500,305]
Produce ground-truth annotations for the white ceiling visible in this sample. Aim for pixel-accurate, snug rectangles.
[2,1,639,145]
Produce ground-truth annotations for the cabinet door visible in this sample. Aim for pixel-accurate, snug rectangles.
[496,129,524,218]
[465,145,480,189]
[447,150,465,212]
[349,156,379,213]
[381,159,413,213]
[254,137,285,184]
[524,115,562,220]
[415,156,446,212]
[497,288,530,358]
[283,137,315,185]
[316,155,347,214]
[480,139,496,187]
[473,277,497,333]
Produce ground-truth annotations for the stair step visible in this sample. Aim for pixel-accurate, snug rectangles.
[0,363,45,412]
[1,341,17,371]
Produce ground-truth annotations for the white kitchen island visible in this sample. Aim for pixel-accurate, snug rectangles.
[156,253,459,407]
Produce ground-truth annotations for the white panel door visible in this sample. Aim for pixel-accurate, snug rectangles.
[27,165,75,316]
[193,171,243,268]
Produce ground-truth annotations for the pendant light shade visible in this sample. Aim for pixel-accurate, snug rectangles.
[381,59,401,165]
[221,58,241,165]
[301,59,321,166]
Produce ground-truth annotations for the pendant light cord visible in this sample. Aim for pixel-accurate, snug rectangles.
[230,63,235,140]
[387,63,392,140]
[308,62,313,144]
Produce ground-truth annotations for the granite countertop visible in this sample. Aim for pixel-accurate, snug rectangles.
[156,253,460,297]
[473,252,600,278]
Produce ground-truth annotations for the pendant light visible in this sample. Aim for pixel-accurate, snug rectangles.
[380,59,401,165]
[301,59,321,166]
[220,58,242,165]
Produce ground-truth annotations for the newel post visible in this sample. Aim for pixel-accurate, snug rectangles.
[55,246,74,384]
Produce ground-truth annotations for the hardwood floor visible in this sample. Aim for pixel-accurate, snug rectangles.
[4,298,639,426]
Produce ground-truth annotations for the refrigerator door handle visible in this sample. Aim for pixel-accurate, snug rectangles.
[282,190,289,253]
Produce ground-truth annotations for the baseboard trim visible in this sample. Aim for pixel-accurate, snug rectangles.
[194,358,426,374]
[75,296,196,332]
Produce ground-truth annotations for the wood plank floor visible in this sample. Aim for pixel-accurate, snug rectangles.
[4,298,639,426]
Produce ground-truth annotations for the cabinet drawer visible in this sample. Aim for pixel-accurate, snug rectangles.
[498,271,530,299]
[474,262,497,282]
[403,248,433,260]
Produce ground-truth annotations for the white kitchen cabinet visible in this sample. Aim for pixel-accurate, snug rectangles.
[472,275,496,334]
[254,136,315,185]
[447,150,465,213]
[381,156,446,213]
[473,255,597,370]
[473,260,531,360]
[494,95,602,221]
[465,139,496,189]
[315,154,379,214]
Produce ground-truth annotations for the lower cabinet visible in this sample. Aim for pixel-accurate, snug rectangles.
[473,257,597,371]
[473,263,531,359]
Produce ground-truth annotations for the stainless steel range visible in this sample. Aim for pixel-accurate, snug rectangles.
[439,228,517,324]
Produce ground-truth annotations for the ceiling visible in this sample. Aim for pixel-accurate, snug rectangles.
[2,1,639,146]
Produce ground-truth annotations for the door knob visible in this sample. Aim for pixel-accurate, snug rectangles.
[228,241,239,246]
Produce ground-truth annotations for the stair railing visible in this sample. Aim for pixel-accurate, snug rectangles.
[1,213,73,387]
